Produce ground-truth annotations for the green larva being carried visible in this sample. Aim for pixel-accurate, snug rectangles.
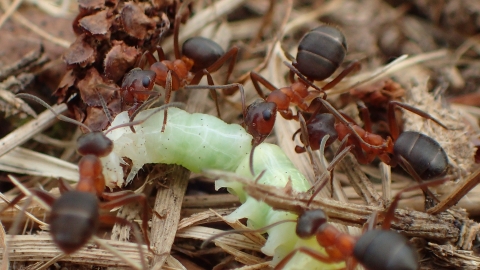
[102,107,345,269]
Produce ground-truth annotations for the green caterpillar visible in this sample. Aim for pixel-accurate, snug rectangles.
[102,107,344,269]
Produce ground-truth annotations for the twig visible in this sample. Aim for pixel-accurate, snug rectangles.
[151,165,190,269]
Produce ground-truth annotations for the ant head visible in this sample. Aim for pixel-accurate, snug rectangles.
[245,100,277,146]
[121,68,156,103]
[296,209,328,238]
[121,68,156,90]
[77,132,114,157]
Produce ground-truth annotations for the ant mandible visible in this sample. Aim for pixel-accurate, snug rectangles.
[2,94,180,261]
[275,178,447,270]
[136,2,239,132]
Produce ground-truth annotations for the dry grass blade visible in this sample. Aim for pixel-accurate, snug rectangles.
[176,226,262,252]
[0,89,36,117]
[0,147,78,180]
[0,234,152,267]
[0,103,67,157]
[216,242,266,265]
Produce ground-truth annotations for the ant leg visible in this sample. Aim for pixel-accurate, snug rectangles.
[321,61,361,90]
[381,177,448,230]
[128,97,159,132]
[346,257,359,270]
[387,101,448,140]
[185,83,246,119]
[288,68,296,84]
[322,61,361,90]
[200,70,222,119]
[162,71,174,132]
[212,47,239,85]
[279,109,298,120]
[156,45,166,61]
[282,67,385,153]
[250,71,278,99]
[58,178,74,193]
[316,97,386,151]
[136,50,158,68]
[99,215,148,270]
[357,101,372,133]
[100,191,153,253]
[396,155,441,207]
[307,139,353,205]
[189,47,239,87]
[0,190,50,214]
[172,4,183,60]
[274,247,339,270]
[284,62,326,98]
[137,46,166,68]
[428,168,480,214]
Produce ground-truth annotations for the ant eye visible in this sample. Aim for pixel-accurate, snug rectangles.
[142,77,151,88]
[262,110,272,121]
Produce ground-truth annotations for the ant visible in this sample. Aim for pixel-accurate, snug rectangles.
[290,94,450,206]
[246,25,360,140]
[274,178,447,270]
[201,172,447,270]
[293,99,449,182]
[135,2,239,132]
[2,94,182,266]
[243,26,359,175]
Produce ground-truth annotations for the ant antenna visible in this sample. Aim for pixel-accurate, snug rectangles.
[104,102,185,134]
[254,170,266,184]
[173,0,193,59]
[16,93,93,133]
[95,88,113,124]
[249,144,257,176]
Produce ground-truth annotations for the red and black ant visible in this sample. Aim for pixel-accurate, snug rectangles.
[131,3,239,132]
[274,178,447,270]
[201,172,447,270]
[1,94,182,267]
[243,25,359,175]
[290,94,450,206]
[294,98,449,182]
[245,25,360,142]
